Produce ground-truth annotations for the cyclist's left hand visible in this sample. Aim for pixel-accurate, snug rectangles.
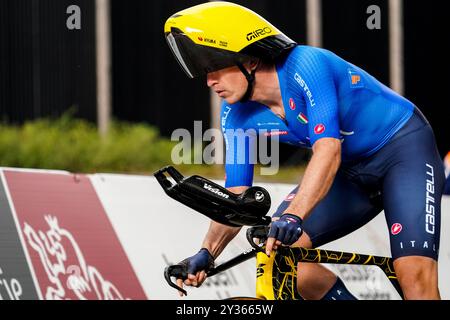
[265,213,303,256]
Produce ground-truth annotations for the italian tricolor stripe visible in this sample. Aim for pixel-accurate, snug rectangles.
[297,112,308,124]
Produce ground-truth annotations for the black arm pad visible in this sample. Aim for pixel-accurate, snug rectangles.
[154,166,271,227]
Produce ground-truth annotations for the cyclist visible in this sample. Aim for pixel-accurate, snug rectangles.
[164,2,445,299]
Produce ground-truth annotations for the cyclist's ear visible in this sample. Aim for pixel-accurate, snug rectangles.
[243,59,260,72]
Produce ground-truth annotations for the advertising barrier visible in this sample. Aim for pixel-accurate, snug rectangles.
[0,167,449,300]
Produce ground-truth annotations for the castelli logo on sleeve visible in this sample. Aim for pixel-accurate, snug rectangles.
[314,124,326,134]
[285,193,296,201]
[198,37,203,41]
[391,223,403,235]
[289,98,296,110]
[425,163,435,235]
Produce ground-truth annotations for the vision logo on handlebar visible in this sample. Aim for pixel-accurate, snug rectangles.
[203,183,230,198]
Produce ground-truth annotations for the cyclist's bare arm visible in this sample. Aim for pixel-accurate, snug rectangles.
[202,186,249,257]
[287,138,341,219]
[266,138,341,253]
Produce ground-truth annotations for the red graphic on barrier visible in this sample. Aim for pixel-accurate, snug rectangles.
[4,171,147,300]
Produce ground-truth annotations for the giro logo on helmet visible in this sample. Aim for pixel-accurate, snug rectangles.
[165,2,296,79]
[246,27,272,41]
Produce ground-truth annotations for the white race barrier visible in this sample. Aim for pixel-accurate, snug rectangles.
[91,174,450,300]
[1,167,448,299]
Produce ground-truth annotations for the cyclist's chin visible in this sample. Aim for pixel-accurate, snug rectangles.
[223,92,242,104]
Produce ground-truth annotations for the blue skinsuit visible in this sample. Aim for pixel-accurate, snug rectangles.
[221,45,444,259]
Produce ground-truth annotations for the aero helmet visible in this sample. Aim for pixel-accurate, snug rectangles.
[164,2,296,100]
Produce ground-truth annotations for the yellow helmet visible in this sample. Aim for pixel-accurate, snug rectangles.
[164,1,296,78]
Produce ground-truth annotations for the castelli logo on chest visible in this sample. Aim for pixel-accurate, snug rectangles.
[289,98,296,110]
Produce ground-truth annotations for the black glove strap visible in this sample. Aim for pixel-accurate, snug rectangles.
[199,248,215,268]
[281,213,303,223]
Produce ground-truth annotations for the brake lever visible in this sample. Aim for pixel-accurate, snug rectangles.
[246,225,270,253]
[164,226,270,297]
[164,265,188,296]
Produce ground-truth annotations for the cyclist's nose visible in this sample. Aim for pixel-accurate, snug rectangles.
[206,72,219,88]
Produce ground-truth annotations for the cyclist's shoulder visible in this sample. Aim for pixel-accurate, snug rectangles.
[279,45,340,82]
[282,45,337,66]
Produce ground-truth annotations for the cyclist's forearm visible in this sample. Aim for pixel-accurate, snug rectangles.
[201,185,248,259]
[202,221,241,259]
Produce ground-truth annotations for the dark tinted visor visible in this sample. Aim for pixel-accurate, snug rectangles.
[166,28,251,78]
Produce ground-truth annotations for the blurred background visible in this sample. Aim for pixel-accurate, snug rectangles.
[0,0,449,180]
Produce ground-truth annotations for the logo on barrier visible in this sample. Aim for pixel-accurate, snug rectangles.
[23,215,129,300]
[0,267,23,300]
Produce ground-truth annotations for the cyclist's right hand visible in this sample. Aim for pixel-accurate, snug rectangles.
[175,248,215,297]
